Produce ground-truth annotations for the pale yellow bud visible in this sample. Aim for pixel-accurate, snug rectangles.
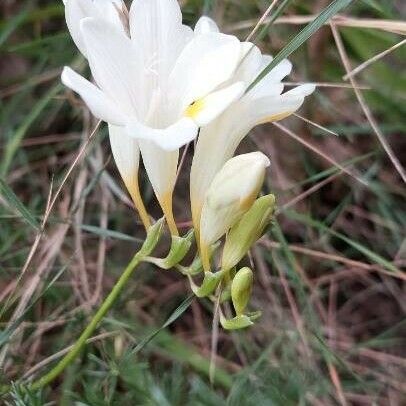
[199,152,270,271]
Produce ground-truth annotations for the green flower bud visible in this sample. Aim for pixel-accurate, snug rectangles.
[222,194,275,271]
[188,270,224,298]
[145,229,194,269]
[138,217,165,257]
[231,267,253,316]
[220,311,262,330]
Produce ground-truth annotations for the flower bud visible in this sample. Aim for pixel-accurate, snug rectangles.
[231,267,253,316]
[199,152,270,271]
[221,194,275,271]
[138,217,165,257]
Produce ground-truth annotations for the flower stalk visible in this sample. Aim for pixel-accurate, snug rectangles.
[0,219,165,394]
[30,250,143,390]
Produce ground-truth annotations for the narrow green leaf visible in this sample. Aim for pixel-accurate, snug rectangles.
[251,0,293,44]
[0,2,31,48]
[0,263,68,347]
[0,84,61,176]
[128,294,194,356]
[79,224,143,243]
[0,178,39,230]
[246,0,354,93]
[287,210,401,274]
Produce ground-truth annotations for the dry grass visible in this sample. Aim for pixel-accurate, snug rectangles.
[0,0,405,404]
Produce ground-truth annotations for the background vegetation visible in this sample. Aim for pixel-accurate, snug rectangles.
[0,0,405,404]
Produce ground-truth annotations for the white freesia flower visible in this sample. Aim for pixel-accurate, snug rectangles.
[62,0,244,234]
[190,17,315,234]
[199,152,270,271]
[63,0,151,228]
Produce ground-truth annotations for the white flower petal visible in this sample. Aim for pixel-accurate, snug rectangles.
[80,17,139,115]
[138,139,179,234]
[65,0,94,56]
[190,91,311,230]
[247,94,306,125]
[138,141,178,201]
[129,0,193,100]
[285,83,316,97]
[262,58,292,82]
[108,124,140,198]
[186,82,245,126]
[61,67,127,125]
[195,16,219,34]
[170,32,241,112]
[64,0,126,57]
[126,118,198,151]
[247,58,292,100]
[233,42,263,84]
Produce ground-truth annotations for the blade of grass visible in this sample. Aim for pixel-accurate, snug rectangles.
[286,210,402,275]
[128,294,194,356]
[0,84,61,176]
[249,0,293,43]
[0,2,32,48]
[79,224,143,243]
[246,0,354,93]
[0,178,39,230]
[0,262,68,347]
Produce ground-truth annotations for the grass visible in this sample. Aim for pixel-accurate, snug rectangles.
[1,0,405,404]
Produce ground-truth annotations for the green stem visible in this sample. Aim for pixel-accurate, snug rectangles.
[29,250,143,390]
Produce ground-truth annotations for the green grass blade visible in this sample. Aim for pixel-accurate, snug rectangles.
[0,263,68,347]
[0,2,31,48]
[251,0,294,44]
[287,210,402,275]
[79,224,143,243]
[128,294,194,356]
[0,84,61,177]
[0,178,39,231]
[246,0,355,93]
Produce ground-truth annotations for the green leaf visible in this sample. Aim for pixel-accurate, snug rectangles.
[128,294,194,356]
[0,84,61,176]
[250,0,294,44]
[0,178,39,230]
[144,230,194,269]
[79,224,142,243]
[0,2,31,48]
[287,210,402,275]
[220,311,262,330]
[246,0,355,92]
[0,262,68,347]
[188,270,224,298]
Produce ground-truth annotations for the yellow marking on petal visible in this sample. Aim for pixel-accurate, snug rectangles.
[200,240,212,273]
[185,99,205,119]
[191,199,203,256]
[124,175,151,231]
[240,194,257,212]
[158,190,179,236]
[259,111,293,124]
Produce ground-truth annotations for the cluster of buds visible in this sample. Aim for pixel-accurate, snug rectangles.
[191,153,275,329]
[143,152,275,330]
